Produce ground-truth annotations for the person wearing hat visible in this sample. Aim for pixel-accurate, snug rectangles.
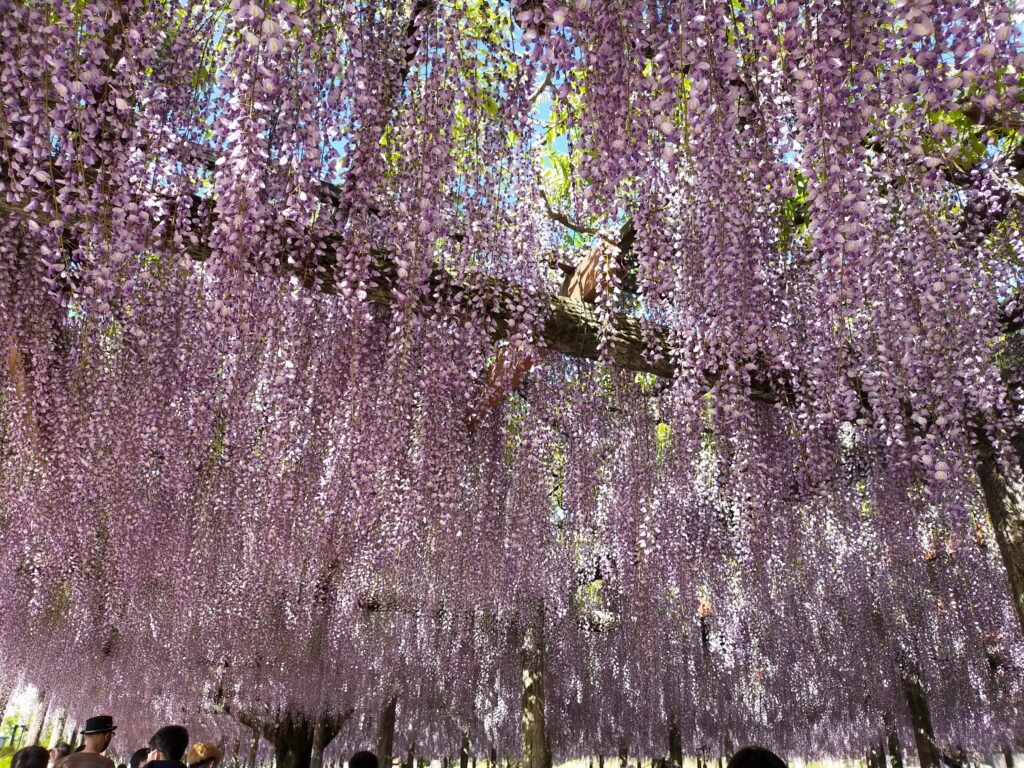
[56,717,116,768]
[184,742,223,768]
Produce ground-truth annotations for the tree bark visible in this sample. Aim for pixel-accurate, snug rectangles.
[0,685,12,725]
[901,669,941,768]
[241,708,351,768]
[49,711,68,749]
[973,429,1024,634]
[29,690,48,745]
[247,729,261,768]
[668,723,682,768]
[310,714,328,768]
[272,717,315,768]
[377,696,397,768]
[521,621,551,768]
[885,717,903,768]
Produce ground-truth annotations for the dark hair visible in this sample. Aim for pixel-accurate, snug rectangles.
[350,752,379,768]
[13,746,50,768]
[130,748,152,768]
[726,748,787,768]
[149,726,190,762]
[52,744,73,759]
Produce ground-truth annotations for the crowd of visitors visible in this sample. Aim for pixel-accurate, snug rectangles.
[8,716,785,768]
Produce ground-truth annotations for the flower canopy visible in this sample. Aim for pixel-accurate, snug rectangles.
[1,0,1023,761]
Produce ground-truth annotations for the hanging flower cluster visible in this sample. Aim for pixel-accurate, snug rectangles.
[1,0,1022,762]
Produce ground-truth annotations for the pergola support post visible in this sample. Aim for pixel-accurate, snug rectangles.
[521,616,550,768]
[377,696,397,768]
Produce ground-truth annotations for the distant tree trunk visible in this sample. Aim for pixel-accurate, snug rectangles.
[460,732,470,768]
[521,619,550,768]
[49,711,68,748]
[273,720,314,768]
[490,747,497,768]
[377,697,397,768]
[663,729,679,768]
[886,717,904,768]
[618,741,628,768]
[0,685,13,723]
[405,744,415,768]
[599,755,604,768]
[231,736,241,768]
[29,691,49,744]
[310,714,329,768]
[974,429,1024,635]
[259,709,351,768]
[901,669,941,768]
[247,729,261,768]
[1004,746,1014,768]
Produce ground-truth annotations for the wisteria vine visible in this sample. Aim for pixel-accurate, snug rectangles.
[1,0,1023,762]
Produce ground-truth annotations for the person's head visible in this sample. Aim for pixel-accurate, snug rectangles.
[148,726,190,763]
[350,752,379,768]
[13,746,50,768]
[185,743,224,768]
[130,748,153,768]
[49,744,72,764]
[80,716,117,754]
[726,748,787,768]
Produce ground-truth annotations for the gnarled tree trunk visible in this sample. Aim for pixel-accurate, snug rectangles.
[272,716,315,768]
[310,713,329,768]
[48,710,67,749]
[885,716,903,768]
[460,731,470,768]
[29,690,48,745]
[974,430,1024,634]
[247,728,260,768]
[250,709,352,768]
[668,723,682,768]
[901,669,941,768]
